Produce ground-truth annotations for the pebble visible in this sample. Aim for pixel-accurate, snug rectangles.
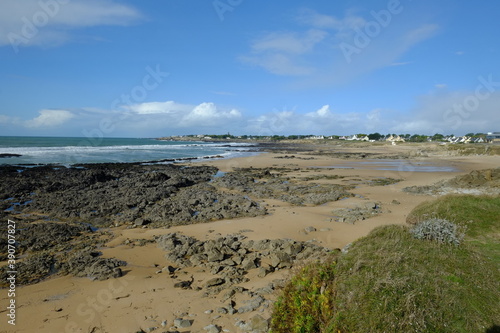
[203,324,222,333]
[173,318,192,328]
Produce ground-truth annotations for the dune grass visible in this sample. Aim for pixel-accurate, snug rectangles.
[407,194,500,264]
[271,194,500,333]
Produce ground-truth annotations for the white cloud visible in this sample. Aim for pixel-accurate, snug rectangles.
[240,53,315,76]
[246,110,296,135]
[307,104,332,118]
[390,89,500,135]
[25,109,74,128]
[180,102,242,127]
[7,84,498,137]
[251,29,327,55]
[240,29,327,76]
[127,101,192,115]
[105,93,500,136]
[122,101,242,131]
[245,105,372,135]
[241,7,439,86]
[297,8,366,32]
[0,115,13,124]
[0,0,142,49]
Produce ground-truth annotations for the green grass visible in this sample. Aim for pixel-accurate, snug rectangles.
[327,225,499,333]
[271,194,500,333]
[271,260,337,333]
[407,194,500,263]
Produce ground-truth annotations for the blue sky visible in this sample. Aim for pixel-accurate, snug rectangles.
[1,0,499,137]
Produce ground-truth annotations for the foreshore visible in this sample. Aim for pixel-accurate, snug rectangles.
[1,141,499,333]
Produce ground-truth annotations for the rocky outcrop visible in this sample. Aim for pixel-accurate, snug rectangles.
[0,252,55,285]
[0,163,266,227]
[17,222,91,253]
[155,233,330,332]
[213,168,352,205]
[0,220,125,287]
[403,168,500,195]
[142,183,266,227]
[60,249,126,281]
[157,233,333,297]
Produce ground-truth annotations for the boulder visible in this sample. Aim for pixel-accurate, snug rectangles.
[173,318,192,328]
[270,251,292,269]
[205,277,225,288]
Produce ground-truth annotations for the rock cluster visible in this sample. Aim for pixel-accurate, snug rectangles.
[0,252,55,285]
[0,221,125,286]
[157,233,332,298]
[331,202,382,224]
[213,168,351,205]
[0,163,266,227]
[59,249,126,281]
[16,222,92,253]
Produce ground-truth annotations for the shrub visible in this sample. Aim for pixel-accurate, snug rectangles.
[410,218,464,245]
[270,260,336,333]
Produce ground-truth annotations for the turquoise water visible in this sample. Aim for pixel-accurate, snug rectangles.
[0,136,257,165]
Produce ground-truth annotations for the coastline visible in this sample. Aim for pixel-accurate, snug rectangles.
[1,142,499,333]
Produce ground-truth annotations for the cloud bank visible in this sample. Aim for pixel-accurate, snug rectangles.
[0,0,142,51]
[2,83,499,137]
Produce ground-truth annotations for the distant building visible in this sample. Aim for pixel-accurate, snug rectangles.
[486,132,500,143]
[385,135,405,143]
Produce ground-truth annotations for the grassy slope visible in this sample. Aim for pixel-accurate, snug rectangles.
[407,195,500,264]
[271,195,500,333]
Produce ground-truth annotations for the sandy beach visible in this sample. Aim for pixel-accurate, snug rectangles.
[1,142,499,333]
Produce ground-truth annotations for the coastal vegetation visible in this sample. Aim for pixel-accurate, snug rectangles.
[270,194,500,332]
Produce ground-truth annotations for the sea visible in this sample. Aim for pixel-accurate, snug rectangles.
[0,136,259,165]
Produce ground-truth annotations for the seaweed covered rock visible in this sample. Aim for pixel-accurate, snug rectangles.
[60,249,126,280]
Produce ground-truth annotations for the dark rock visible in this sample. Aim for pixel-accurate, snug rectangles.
[17,222,91,253]
[213,169,352,206]
[174,276,193,289]
[62,250,126,281]
[205,277,225,288]
[0,153,22,158]
[1,163,268,228]
[0,252,54,286]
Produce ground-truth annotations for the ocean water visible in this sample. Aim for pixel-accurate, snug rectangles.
[0,136,258,165]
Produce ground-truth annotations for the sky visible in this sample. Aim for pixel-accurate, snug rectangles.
[0,0,499,138]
